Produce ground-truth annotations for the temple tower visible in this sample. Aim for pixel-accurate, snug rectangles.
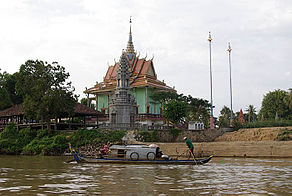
[109,51,137,129]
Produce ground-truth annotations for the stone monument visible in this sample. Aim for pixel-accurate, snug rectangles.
[109,51,137,129]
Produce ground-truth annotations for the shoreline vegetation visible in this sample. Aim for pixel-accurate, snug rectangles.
[0,122,291,157]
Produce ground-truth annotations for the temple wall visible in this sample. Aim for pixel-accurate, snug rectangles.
[134,88,146,113]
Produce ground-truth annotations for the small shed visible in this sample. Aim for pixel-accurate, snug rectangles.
[188,121,204,130]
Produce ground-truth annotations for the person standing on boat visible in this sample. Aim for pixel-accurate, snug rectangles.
[184,137,195,158]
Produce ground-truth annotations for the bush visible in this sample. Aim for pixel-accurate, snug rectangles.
[68,129,126,147]
[23,136,52,155]
[232,120,292,131]
[277,129,292,141]
[17,127,37,148]
[169,128,182,141]
[0,122,18,140]
[136,130,158,142]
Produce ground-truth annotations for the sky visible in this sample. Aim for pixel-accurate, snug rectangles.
[0,0,291,117]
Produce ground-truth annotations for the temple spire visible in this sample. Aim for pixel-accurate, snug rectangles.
[126,16,135,57]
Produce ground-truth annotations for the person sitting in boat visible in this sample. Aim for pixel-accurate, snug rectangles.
[156,147,163,158]
[100,143,108,155]
[184,137,195,159]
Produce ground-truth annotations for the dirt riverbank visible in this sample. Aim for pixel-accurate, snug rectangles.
[155,141,292,158]
[215,126,292,142]
[154,127,292,158]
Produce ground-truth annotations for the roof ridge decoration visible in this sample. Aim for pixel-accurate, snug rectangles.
[126,17,135,59]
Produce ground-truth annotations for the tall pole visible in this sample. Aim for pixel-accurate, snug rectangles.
[227,42,233,126]
[208,32,214,129]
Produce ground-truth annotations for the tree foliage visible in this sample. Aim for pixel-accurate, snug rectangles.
[0,70,23,110]
[162,99,188,124]
[16,60,77,131]
[284,88,292,110]
[184,95,211,128]
[80,97,95,109]
[151,91,211,127]
[150,91,180,104]
[245,105,257,123]
[259,89,291,120]
[218,106,234,128]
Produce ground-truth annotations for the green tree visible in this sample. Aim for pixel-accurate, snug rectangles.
[245,105,257,123]
[185,95,211,128]
[151,92,211,128]
[284,88,292,110]
[218,106,234,128]
[0,70,23,110]
[16,60,77,132]
[259,89,291,120]
[151,91,180,104]
[162,99,188,125]
[0,71,11,110]
[80,97,96,109]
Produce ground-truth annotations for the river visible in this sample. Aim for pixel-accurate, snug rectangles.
[0,155,291,195]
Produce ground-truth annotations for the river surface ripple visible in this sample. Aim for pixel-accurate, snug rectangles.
[0,156,291,195]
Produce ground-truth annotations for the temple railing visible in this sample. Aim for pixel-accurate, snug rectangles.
[98,123,143,130]
[136,113,163,120]
[98,113,164,122]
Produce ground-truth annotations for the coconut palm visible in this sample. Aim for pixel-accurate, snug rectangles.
[245,105,257,122]
[284,88,292,110]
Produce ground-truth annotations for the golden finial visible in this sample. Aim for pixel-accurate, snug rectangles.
[208,32,212,42]
[227,42,232,53]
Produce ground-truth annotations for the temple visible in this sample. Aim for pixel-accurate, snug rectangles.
[85,19,175,126]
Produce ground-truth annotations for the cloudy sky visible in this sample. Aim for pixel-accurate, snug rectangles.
[0,0,291,116]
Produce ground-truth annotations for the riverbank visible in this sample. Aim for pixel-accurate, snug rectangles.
[155,141,292,158]
[155,127,292,158]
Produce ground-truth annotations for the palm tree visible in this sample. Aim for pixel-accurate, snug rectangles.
[284,88,292,110]
[245,105,257,123]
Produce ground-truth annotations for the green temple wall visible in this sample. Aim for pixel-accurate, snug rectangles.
[97,94,109,113]
[132,88,145,113]
[96,87,161,114]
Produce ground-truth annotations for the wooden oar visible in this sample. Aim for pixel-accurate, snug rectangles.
[188,147,202,165]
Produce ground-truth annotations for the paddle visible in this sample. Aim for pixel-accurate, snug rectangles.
[187,147,202,165]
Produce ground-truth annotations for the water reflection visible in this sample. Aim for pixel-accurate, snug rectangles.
[0,156,291,195]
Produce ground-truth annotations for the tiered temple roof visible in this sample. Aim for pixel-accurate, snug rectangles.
[85,19,175,95]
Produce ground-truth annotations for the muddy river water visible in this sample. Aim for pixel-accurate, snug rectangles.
[0,155,291,195]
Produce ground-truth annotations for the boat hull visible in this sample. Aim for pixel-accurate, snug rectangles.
[72,152,212,165]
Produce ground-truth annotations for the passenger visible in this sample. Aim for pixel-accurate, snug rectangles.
[100,143,108,155]
[156,147,163,158]
[184,137,195,159]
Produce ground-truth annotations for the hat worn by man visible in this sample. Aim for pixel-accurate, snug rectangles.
[183,137,187,140]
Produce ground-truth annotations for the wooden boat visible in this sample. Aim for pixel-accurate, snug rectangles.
[71,144,212,165]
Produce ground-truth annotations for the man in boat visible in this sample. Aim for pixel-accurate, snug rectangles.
[184,137,195,159]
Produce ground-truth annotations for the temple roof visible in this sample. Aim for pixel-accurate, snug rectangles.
[85,55,175,94]
[85,19,175,95]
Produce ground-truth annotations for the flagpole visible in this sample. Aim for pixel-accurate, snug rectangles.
[208,32,214,129]
[227,42,233,126]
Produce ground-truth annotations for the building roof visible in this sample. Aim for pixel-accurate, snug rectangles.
[0,103,100,118]
[85,55,175,94]
[0,104,24,117]
[85,21,175,95]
